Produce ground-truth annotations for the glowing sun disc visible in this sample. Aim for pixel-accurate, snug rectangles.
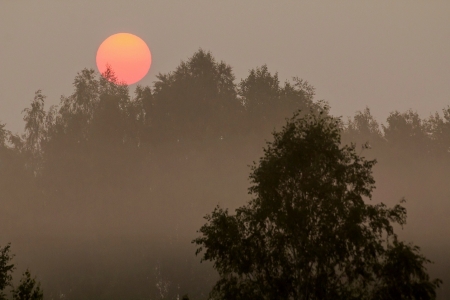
[96,33,152,85]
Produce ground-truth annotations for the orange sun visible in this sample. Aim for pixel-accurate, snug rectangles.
[96,33,152,85]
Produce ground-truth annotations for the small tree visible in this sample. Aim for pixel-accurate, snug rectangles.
[0,244,14,300]
[12,270,43,300]
[0,245,43,300]
[193,108,442,299]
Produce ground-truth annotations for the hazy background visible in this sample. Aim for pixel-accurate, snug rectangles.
[1,1,450,133]
[1,2,450,299]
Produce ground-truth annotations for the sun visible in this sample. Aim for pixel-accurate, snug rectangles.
[96,33,152,85]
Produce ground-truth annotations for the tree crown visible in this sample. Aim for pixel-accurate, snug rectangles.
[194,108,441,299]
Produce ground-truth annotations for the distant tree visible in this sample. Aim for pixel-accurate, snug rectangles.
[425,106,450,157]
[40,66,144,195]
[342,107,386,158]
[0,123,10,148]
[238,65,315,136]
[382,110,430,156]
[48,67,128,145]
[129,85,152,144]
[22,90,46,154]
[0,121,37,231]
[343,107,383,142]
[152,49,241,144]
[239,65,280,113]
[21,90,47,174]
[194,107,441,299]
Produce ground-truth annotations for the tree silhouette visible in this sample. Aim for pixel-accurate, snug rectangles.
[12,270,43,300]
[22,91,46,154]
[0,123,10,149]
[194,107,441,299]
[382,110,430,156]
[151,49,241,145]
[0,244,14,300]
[0,245,43,300]
[2,49,449,299]
[239,65,315,137]
[343,108,383,144]
[425,106,450,157]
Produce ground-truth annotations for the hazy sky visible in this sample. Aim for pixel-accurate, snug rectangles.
[1,1,449,133]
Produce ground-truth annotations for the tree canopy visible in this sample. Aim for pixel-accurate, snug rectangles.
[194,107,442,299]
[0,244,43,300]
[0,49,449,299]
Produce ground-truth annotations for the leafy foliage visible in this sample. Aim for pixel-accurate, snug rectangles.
[0,49,448,299]
[343,106,450,160]
[0,244,14,300]
[0,245,43,300]
[194,108,441,299]
[12,270,43,300]
[0,123,10,148]
[151,49,240,143]
[238,65,315,135]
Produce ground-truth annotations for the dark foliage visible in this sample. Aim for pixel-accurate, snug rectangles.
[12,270,43,300]
[0,50,448,299]
[0,244,14,300]
[0,245,43,300]
[194,109,441,299]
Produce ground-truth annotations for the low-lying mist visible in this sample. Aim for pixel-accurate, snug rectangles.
[1,50,449,299]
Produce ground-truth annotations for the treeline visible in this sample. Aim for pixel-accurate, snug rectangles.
[1,50,316,215]
[1,50,449,299]
[343,106,450,160]
[2,51,450,189]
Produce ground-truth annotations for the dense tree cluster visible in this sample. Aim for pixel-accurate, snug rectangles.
[342,107,450,160]
[2,50,450,208]
[1,50,316,299]
[1,50,315,204]
[0,50,448,299]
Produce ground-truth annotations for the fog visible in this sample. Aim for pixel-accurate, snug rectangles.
[0,50,449,299]
[0,54,311,299]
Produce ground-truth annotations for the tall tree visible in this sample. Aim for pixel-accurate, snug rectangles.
[342,107,385,157]
[22,90,47,174]
[425,106,450,157]
[239,65,315,136]
[41,67,140,187]
[382,110,430,156]
[22,91,46,152]
[0,123,9,148]
[194,108,441,299]
[152,49,241,144]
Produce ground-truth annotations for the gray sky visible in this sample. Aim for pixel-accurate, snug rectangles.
[1,1,449,133]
